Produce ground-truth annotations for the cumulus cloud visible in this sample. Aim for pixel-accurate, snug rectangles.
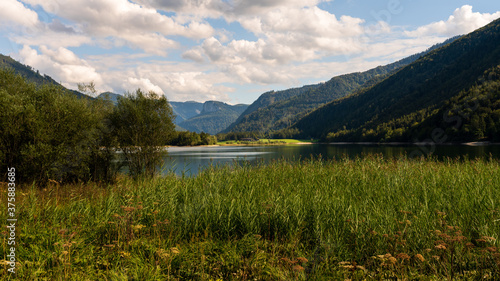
[19,0,214,55]
[0,0,39,28]
[406,5,500,37]
[184,6,367,67]
[135,0,330,19]
[127,77,164,95]
[18,45,103,90]
[84,54,233,102]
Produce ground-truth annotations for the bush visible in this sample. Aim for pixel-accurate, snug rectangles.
[0,69,112,184]
[110,89,175,178]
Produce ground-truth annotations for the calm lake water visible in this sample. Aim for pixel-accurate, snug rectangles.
[161,144,500,176]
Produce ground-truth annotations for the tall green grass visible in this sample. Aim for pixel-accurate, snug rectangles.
[1,156,499,280]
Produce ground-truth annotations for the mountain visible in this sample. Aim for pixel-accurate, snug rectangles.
[224,84,321,132]
[178,101,248,134]
[223,37,459,134]
[292,19,500,142]
[97,92,121,103]
[169,101,204,124]
[0,54,89,99]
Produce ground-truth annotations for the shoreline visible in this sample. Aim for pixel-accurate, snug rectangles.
[163,141,500,148]
[329,141,500,146]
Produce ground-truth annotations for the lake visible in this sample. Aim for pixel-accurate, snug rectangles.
[161,143,500,176]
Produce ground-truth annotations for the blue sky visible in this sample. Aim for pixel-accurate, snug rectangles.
[0,1,499,104]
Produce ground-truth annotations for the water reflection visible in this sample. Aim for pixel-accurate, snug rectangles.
[161,144,500,176]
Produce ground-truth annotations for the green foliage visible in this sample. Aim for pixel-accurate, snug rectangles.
[0,69,111,183]
[110,90,175,178]
[0,70,178,184]
[3,157,499,279]
[294,19,500,142]
[170,131,217,146]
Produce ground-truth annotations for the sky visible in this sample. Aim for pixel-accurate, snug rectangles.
[0,1,499,104]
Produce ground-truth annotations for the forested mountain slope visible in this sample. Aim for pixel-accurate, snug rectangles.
[225,37,458,134]
[0,54,88,99]
[292,19,500,142]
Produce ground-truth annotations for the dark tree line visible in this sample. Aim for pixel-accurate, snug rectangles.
[0,69,176,184]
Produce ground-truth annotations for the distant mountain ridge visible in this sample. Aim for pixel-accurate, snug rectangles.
[292,19,500,142]
[223,36,460,134]
[179,101,248,135]
[169,101,204,124]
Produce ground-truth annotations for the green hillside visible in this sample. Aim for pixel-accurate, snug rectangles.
[179,101,248,134]
[292,19,500,142]
[0,54,88,99]
[224,38,458,135]
[223,84,320,132]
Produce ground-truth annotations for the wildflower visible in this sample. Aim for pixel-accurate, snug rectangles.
[465,242,475,248]
[119,251,131,258]
[414,254,425,262]
[396,253,410,260]
[121,206,135,212]
[296,257,308,263]
[133,224,145,231]
[293,265,304,271]
[487,247,498,253]
[156,249,170,259]
[482,236,496,242]
[435,244,447,250]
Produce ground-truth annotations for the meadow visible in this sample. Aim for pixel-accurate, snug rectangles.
[1,156,499,280]
[217,139,313,145]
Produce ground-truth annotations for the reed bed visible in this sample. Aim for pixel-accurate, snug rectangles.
[1,156,499,280]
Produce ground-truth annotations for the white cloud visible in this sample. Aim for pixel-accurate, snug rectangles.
[127,77,164,95]
[0,0,39,28]
[135,0,331,19]
[184,6,368,66]
[84,54,233,102]
[406,5,500,37]
[18,45,103,89]
[19,0,214,55]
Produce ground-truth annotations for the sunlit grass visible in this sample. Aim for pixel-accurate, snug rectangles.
[1,156,499,279]
[217,138,314,145]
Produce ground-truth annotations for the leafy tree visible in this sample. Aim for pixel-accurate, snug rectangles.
[110,89,175,178]
[0,69,109,183]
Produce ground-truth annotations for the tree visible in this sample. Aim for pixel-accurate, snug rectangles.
[0,69,109,184]
[111,89,175,178]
